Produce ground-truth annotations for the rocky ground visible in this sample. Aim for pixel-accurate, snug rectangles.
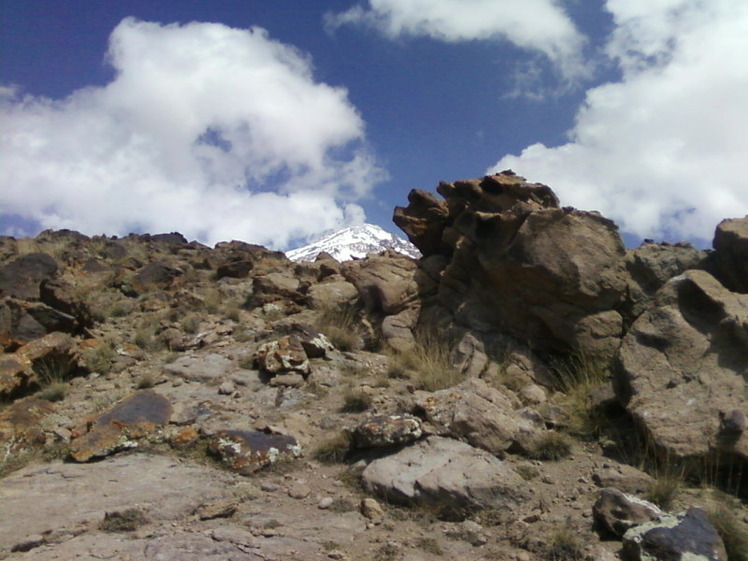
[1,173,747,561]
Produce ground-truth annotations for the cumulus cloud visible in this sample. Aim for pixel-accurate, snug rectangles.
[326,0,587,80]
[489,0,748,245]
[0,18,384,248]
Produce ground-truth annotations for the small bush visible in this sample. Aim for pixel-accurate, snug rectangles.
[546,526,584,561]
[81,342,115,373]
[135,373,156,389]
[181,314,201,334]
[315,303,361,352]
[340,389,372,413]
[313,432,352,464]
[527,432,573,461]
[99,508,149,532]
[414,537,443,555]
[38,382,67,402]
[515,464,541,481]
[645,472,682,510]
[390,327,459,391]
[33,354,76,386]
[708,494,748,561]
[553,354,611,439]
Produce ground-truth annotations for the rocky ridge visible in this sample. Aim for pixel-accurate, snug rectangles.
[0,173,746,561]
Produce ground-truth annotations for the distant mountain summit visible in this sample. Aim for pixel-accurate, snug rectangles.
[285,223,420,262]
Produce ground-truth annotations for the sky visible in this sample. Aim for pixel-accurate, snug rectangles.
[1,0,747,250]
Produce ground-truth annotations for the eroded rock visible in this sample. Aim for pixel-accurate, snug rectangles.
[622,508,727,561]
[352,415,422,448]
[593,488,661,538]
[208,429,301,474]
[69,390,173,462]
[615,270,748,465]
[361,436,528,516]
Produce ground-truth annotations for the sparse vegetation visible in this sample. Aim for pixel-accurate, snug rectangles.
[645,472,682,510]
[313,431,352,464]
[315,302,361,352]
[388,326,459,391]
[545,525,584,561]
[527,431,573,461]
[80,342,116,373]
[414,537,443,555]
[38,382,68,402]
[340,388,372,413]
[707,491,748,561]
[553,353,611,439]
[99,508,149,532]
[135,373,156,389]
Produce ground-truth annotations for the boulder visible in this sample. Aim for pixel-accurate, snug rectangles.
[208,429,301,474]
[254,335,310,377]
[615,270,748,465]
[394,172,628,358]
[39,279,94,329]
[352,415,422,448]
[623,241,706,320]
[712,216,748,293]
[341,251,421,315]
[305,279,358,310]
[0,253,58,300]
[412,378,538,457]
[0,397,56,447]
[69,390,173,462]
[0,332,77,400]
[593,488,661,538]
[129,262,183,293]
[361,436,528,516]
[622,508,727,561]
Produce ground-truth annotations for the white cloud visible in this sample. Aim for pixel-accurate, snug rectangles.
[489,0,748,244]
[326,0,587,80]
[0,18,384,248]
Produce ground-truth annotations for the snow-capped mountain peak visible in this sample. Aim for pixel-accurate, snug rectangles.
[285,224,420,262]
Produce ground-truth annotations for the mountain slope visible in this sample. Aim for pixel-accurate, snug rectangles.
[285,223,420,262]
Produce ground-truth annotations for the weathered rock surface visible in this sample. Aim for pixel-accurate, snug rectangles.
[70,390,173,462]
[0,453,241,555]
[163,352,235,383]
[394,172,628,358]
[615,269,748,464]
[593,488,661,537]
[352,414,422,448]
[0,332,77,399]
[623,241,706,320]
[412,378,538,456]
[621,508,727,561]
[712,216,748,293]
[208,429,301,474]
[0,253,58,300]
[254,335,310,376]
[361,436,528,514]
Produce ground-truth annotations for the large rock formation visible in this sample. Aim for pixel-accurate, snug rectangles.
[394,171,628,358]
[615,269,748,466]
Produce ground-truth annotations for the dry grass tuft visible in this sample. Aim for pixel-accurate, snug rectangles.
[526,431,573,461]
[313,432,352,464]
[388,327,459,391]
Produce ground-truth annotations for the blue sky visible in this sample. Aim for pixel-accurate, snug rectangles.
[2,1,747,249]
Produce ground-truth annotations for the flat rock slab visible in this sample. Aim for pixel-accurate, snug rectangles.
[163,353,235,383]
[0,453,240,555]
[70,390,172,462]
[361,436,528,514]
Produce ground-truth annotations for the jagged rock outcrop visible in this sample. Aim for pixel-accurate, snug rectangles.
[615,269,748,465]
[394,171,628,358]
[712,216,748,293]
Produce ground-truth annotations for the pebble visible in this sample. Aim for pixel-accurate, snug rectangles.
[318,497,334,510]
[261,482,280,492]
[288,483,311,499]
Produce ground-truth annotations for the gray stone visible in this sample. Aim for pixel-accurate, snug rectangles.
[163,353,235,383]
[622,508,727,561]
[352,415,422,448]
[593,488,661,537]
[362,436,528,515]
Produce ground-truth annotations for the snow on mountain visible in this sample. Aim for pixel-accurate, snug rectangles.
[285,224,421,263]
